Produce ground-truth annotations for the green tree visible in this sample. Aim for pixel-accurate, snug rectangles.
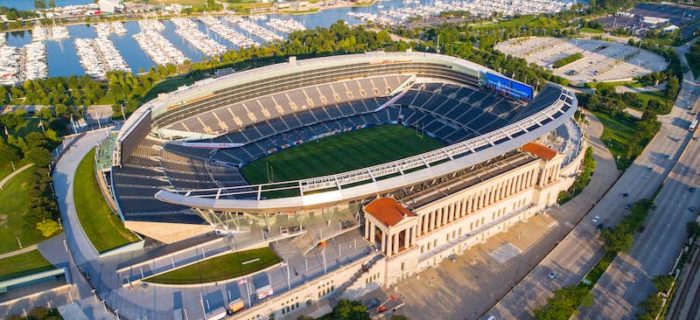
[687,221,700,238]
[652,275,674,293]
[34,0,46,9]
[333,299,369,320]
[36,219,61,237]
[0,137,21,164]
[533,286,593,320]
[601,227,634,253]
[24,148,53,167]
[666,76,679,99]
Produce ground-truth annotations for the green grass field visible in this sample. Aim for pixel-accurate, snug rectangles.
[74,148,139,253]
[241,125,445,184]
[0,166,46,254]
[592,111,639,169]
[0,250,54,282]
[145,247,281,285]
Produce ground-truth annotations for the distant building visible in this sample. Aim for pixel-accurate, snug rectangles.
[643,16,670,26]
[98,0,124,13]
[663,25,680,33]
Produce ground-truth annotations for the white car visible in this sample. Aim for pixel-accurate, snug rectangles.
[548,272,557,279]
[592,216,600,224]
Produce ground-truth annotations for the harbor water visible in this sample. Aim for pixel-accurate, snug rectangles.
[0,0,581,78]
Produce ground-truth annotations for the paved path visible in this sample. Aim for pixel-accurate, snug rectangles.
[487,40,700,319]
[52,129,116,320]
[0,244,39,259]
[0,163,33,190]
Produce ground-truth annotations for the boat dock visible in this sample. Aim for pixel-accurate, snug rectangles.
[171,18,227,56]
[0,46,20,86]
[199,16,257,49]
[237,19,283,43]
[75,37,129,80]
[94,22,128,37]
[133,31,187,66]
[32,25,70,41]
[21,42,48,81]
[138,19,165,32]
[267,18,306,34]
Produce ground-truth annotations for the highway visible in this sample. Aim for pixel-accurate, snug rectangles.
[575,43,700,318]
[485,40,700,319]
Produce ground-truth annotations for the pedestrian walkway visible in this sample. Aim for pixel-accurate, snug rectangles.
[0,163,33,189]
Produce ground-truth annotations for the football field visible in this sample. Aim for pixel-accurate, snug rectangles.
[242,125,445,184]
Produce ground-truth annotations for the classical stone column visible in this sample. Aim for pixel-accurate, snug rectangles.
[411,225,417,246]
[393,232,400,255]
[385,232,391,256]
[369,221,375,244]
[364,219,370,239]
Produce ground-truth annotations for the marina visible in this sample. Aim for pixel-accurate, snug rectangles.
[133,31,188,66]
[267,18,307,34]
[32,25,70,41]
[350,0,571,25]
[199,16,258,49]
[0,0,577,82]
[0,46,20,86]
[237,19,284,43]
[0,40,48,85]
[74,37,129,79]
[22,42,48,81]
[171,18,228,56]
[94,22,128,37]
[138,19,166,32]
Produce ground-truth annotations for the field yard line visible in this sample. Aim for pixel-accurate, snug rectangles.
[0,163,34,190]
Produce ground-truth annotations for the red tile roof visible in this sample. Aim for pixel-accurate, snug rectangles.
[365,198,415,227]
[522,142,557,161]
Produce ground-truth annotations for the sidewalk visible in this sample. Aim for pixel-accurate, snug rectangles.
[0,163,33,190]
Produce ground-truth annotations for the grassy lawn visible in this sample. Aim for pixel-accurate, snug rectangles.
[0,158,28,182]
[592,111,638,169]
[145,247,282,285]
[74,148,139,253]
[0,166,47,254]
[0,250,54,282]
[472,15,562,29]
[580,27,604,34]
[241,125,445,184]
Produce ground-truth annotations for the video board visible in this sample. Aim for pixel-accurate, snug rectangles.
[484,72,534,101]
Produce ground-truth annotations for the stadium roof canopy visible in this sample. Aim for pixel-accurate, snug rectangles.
[115,51,578,213]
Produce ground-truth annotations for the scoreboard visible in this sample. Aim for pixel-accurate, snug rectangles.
[483,72,534,101]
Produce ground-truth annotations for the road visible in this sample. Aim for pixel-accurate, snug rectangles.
[575,42,700,319]
[486,41,700,319]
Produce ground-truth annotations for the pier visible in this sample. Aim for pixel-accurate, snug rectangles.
[199,16,258,49]
[267,18,306,34]
[133,31,188,66]
[171,18,227,56]
[74,37,129,80]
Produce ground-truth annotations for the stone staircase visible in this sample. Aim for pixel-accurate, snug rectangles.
[332,252,383,302]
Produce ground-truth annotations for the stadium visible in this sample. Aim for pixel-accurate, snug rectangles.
[107,51,583,318]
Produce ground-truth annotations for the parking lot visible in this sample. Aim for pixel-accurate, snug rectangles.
[495,37,668,85]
